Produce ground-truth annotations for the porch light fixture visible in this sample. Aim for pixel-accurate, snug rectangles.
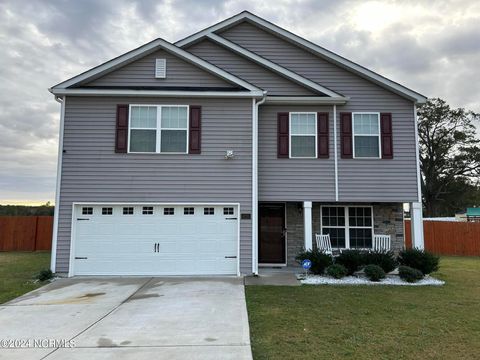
[225,150,235,160]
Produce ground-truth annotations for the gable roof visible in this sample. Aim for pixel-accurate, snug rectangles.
[50,37,262,95]
[205,33,343,98]
[176,11,427,104]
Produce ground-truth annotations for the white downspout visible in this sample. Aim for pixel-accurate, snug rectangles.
[51,96,66,273]
[252,91,267,275]
[333,104,339,201]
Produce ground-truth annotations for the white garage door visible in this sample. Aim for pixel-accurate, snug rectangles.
[71,204,239,276]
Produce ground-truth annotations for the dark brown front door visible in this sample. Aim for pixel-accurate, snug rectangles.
[259,203,286,264]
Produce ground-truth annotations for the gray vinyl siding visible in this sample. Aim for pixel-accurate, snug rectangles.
[220,21,418,202]
[84,49,235,88]
[56,96,252,274]
[259,105,335,202]
[186,39,316,96]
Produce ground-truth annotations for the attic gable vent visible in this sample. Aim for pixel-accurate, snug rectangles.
[155,58,166,78]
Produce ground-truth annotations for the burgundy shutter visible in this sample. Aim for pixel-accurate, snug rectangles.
[189,106,201,154]
[115,104,128,153]
[380,112,393,159]
[340,112,353,158]
[277,112,289,158]
[317,112,329,158]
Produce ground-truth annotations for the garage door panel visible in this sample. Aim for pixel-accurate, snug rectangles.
[73,204,238,276]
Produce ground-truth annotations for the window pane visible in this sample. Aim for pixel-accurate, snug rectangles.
[323,228,346,248]
[161,130,187,153]
[349,207,372,227]
[353,113,379,135]
[291,113,315,135]
[130,130,156,152]
[131,106,157,128]
[162,106,188,128]
[291,136,315,157]
[349,228,372,249]
[322,207,345,227]
[354,136,379,157]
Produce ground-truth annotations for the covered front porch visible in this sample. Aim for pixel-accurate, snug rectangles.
[258,201,424,268]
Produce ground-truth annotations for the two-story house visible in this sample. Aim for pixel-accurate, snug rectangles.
[49,11,426,277]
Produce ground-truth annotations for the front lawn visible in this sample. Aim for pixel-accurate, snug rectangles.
[246,257,480,360]
[0,252,51,304]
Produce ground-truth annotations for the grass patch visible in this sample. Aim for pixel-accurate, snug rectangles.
[246,257,480,360]
[0,252,51,304]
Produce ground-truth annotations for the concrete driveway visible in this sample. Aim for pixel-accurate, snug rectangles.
[0,277,252,360]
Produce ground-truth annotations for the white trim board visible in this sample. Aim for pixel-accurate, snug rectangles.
[50,96,65,273]
[264,96,348,105]
[206,33,342,98]
[50,37,261,92]
[176,11,427,104]
[50,88,264,97]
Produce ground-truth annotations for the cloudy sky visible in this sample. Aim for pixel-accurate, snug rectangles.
[0,0,479,204]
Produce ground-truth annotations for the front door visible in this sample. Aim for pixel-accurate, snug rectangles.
[259,203,286,264]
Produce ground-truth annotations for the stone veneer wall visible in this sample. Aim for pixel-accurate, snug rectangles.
[285,202,405,265]
[286,203,304,266]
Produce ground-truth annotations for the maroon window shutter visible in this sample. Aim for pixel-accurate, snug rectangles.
[277,112,289,158]
[189,106,201,154]
[340,112,353,158]
[380,113,393,159]
[317,112,329,158]
[115,104,128,153]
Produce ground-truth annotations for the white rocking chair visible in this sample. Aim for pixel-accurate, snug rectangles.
[315,234,333,255]
[373,235,391,252]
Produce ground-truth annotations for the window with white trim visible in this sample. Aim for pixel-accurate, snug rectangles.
[102,207,113,215]
[82,207,93,215]
[321,206,373,249]
[142,206,154,215]
[352,113,380,158]
[163,207,174,215]
[290,112,316,158]
[123,207,134,215]
[204,207,214,215]
[129,105,188,153]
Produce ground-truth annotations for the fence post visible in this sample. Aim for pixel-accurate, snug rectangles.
[33,216,39,251]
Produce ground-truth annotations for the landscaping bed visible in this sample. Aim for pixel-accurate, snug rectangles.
[298,274,445,286]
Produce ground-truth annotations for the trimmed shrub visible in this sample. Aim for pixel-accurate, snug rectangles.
[335,250,365,275]
[36,269,53,282]
[326,264,348,279]
[399,265,424,283]
[398,249,440,275]
[296,249,333,275]
[364,264,386,282]
[363,250,397,273]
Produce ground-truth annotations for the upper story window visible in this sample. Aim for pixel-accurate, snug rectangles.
[352,113,380,158]
[290,113,316,158]
[129,105,188,154]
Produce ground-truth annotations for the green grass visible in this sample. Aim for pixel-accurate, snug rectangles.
[246,257,480,360]
[0,252,51,304]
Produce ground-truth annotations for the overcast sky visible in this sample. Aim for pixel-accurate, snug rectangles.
[0,0,479,204]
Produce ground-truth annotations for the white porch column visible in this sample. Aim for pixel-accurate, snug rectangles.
[303,201,313,250]
[410,202,424,249]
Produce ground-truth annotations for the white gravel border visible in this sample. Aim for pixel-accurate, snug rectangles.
[298,274,444,286]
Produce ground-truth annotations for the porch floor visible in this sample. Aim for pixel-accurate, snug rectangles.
[244,267,302,286]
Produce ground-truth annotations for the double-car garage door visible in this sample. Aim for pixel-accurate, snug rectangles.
[71,204,239,276]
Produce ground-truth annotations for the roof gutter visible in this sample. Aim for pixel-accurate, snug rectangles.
[49,88,264,98]
[264,96,349,105]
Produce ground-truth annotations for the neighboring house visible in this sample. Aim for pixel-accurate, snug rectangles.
[49,11,426,277]
[456,208,480,222]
